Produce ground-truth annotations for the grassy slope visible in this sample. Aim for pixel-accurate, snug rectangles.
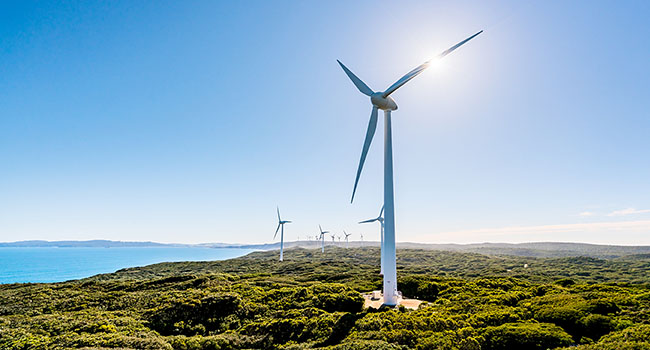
[1,248,649,350]
[90,247,650,285]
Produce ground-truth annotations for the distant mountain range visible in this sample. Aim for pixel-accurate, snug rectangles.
[0,240,181,248]
[1,240,649,258]
[396,241,650,259]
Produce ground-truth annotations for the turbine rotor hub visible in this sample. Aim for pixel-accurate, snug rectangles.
[370,92,398,111]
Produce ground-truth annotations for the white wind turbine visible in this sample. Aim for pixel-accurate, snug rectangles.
[359,206,384,275]
[274,207,292,262]
[318,225,329,253]
[343,230,352,248]
[339,31,482,305]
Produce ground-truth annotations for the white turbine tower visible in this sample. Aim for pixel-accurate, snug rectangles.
[318,225,328,253]
[340,31,482,306]
[359,206,384,275]
[274,207,292,262]
[344,230,352,248]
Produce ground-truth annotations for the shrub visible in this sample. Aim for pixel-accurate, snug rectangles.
[397,276,439,301]
[581,314,615,341]
[480,322,573,350]
[146,294,241,335]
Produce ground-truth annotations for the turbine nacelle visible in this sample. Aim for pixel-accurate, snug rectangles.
[371,92,397,111]
[318,225,329,237]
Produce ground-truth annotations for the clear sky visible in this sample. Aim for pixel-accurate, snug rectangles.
[2,1,649,245]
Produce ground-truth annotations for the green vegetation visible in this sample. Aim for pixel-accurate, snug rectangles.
[1,247,649,349]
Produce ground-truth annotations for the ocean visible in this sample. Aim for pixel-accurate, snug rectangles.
[0,247,255,284]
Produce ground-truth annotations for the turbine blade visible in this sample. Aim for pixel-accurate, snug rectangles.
[337,60,374,96]
[351,106,379,203]
[274,223,281,239]
[277,206,281,222]
[382,62,429,98]
[382,30,483,98]
[359,218,376,224]
[437,30,483,59]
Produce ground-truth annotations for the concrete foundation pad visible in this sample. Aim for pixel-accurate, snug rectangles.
[363,292,423,310]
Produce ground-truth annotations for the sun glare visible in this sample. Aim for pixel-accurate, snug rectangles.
[428,58,446,72]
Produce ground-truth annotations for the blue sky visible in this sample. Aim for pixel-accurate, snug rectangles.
[1,1,649,244]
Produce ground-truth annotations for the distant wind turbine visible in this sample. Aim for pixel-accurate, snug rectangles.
[340,31,482,305]
[274,207,292,262]
[318,225,329,253]
[344,230,352,248]
[360,206,384,275]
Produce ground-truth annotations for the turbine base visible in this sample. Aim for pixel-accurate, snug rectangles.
[363,291,421,309]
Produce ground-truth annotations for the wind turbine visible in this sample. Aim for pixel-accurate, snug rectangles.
[359,206,384,275]
[339,31,482,306]
[344,230,352,248]
[318,225,328,253]
[331,233,336,243]
[274,207,292,262]
[360,233,364,246]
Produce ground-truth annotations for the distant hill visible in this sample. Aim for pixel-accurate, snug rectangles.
[2,240,649,258]
[0,239,282,249]
[0,240,181,248]
[225,241,650,258]
[396,241,650,258]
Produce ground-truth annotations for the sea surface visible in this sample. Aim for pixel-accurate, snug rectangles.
[0,247,255,284]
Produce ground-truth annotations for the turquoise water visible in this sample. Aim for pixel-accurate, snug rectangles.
[0,247,255,284]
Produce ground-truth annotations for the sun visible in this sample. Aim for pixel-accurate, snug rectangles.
[427,58,446,72]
